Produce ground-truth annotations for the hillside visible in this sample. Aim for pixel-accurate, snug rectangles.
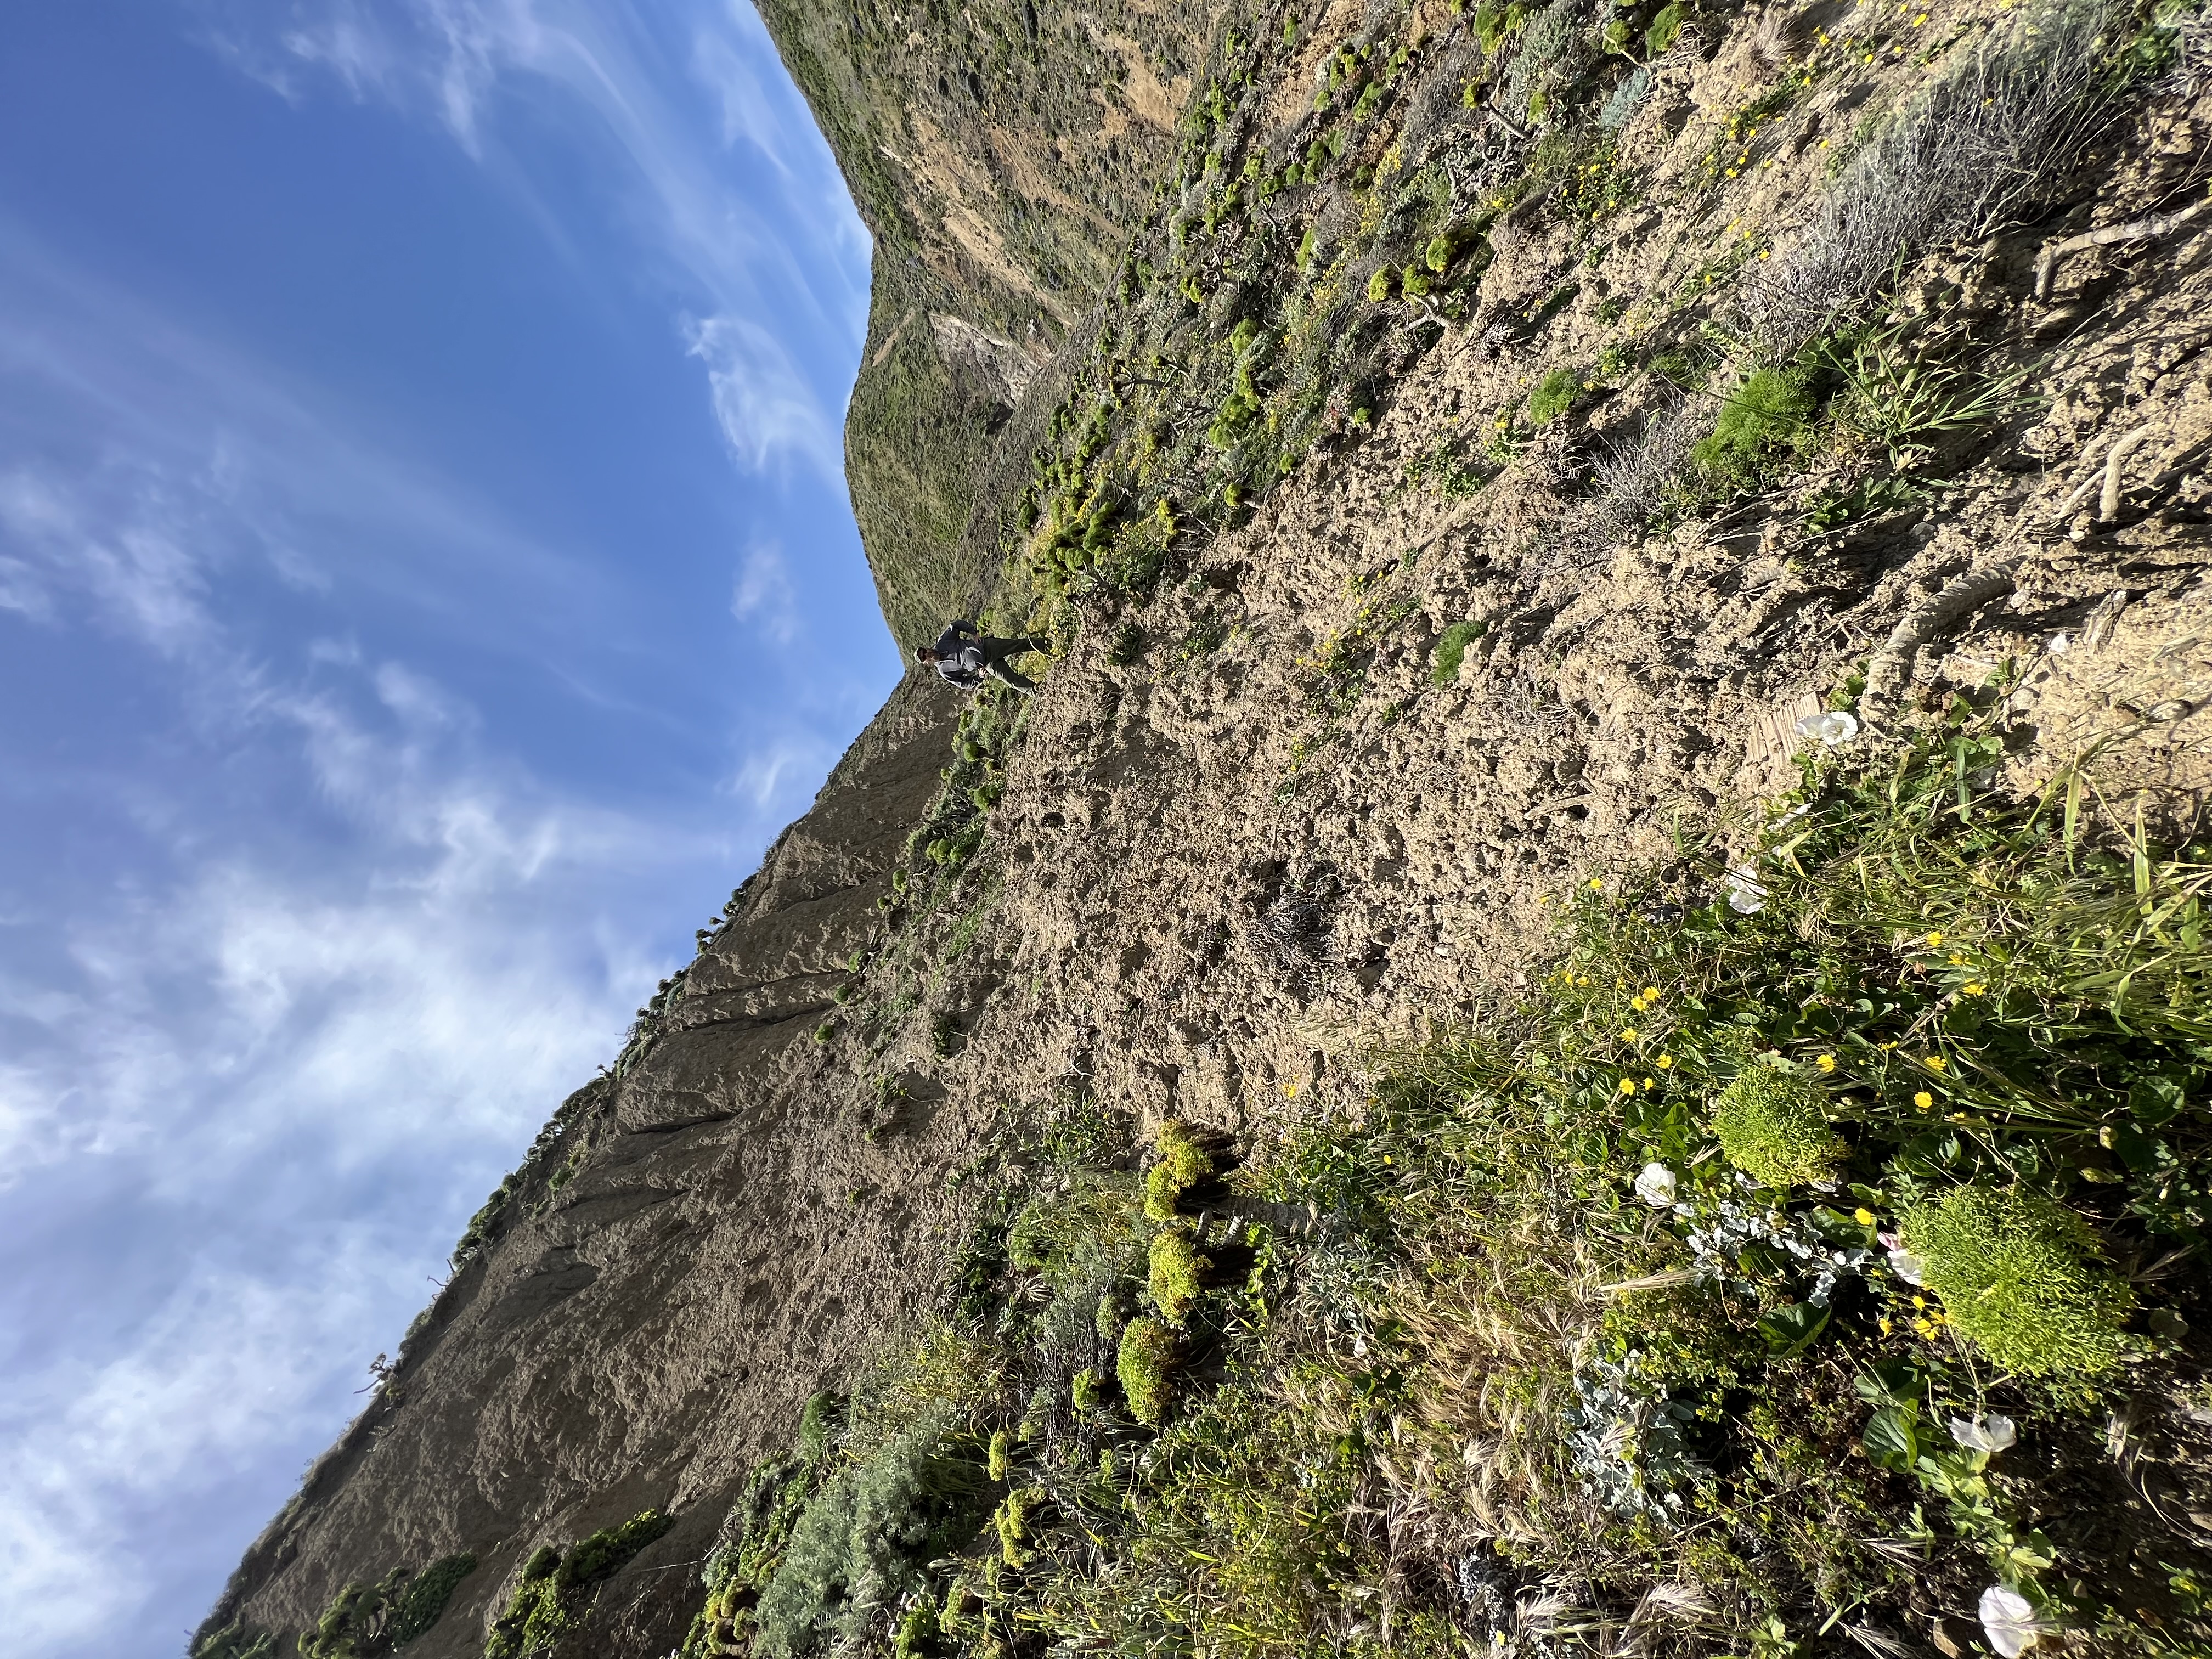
[197,1,2212,1656]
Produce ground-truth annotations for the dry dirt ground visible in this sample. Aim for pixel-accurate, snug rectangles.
[207,9,2212,1656]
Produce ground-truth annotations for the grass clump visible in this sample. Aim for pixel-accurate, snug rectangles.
[1116,1316,1177,1424]
[1900,1186,2135,1376]
[1147,1227,1210,1322]
[1430,620,1485,685]
[1143,1120,1212,1221]
[1709,1062,1848,1188]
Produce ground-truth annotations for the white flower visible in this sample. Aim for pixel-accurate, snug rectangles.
[1724,867,1768,914]
[1795,710,1861,747]
[1634,1163,1678,1206]
[1887,1248,1927,1286]
[1951,1414,2017,1453]
[2047,632,2070,655]
[1979,1585,2045,1656]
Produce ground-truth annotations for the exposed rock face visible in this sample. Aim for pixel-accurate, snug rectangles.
[205,0,2212,1652]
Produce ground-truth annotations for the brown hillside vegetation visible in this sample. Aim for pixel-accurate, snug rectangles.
[197,1,2212,1656]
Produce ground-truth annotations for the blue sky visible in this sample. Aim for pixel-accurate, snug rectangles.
[0,4,896,1652]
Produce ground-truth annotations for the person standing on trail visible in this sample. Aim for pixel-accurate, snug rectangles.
[916,619,1047,693]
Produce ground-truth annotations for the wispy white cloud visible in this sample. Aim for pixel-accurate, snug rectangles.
[731,538,798,644]
[195,0,870,479]
[686,313,839,476]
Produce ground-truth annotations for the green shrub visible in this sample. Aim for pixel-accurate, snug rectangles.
[1143,1121,1213,1221]
[386,1554,477,1646]
[812,1022,837,1045]
[1528,368,1580,425]
[1900,1187,2135,1376]
[1117,1317,1178,1425]
[988,1426,1011,1481]
[1475,0,1526,53]
[193,1626,278,1659]
[994,1486,1047,1566]
[1431,620,1486,685]
[754,1427,992,1658]
[1071,1367,1108,1410]
[1367,266,1398,302]
[557,1510,673,1590]
[1095,1289,1128,1341]
[485,1550,568,1659]
[1148,1227,1211,1322]
[1708,1063,1847,1188]
[893,1602,940,1659]
[726,1454,815,1591]
[1690,367,1815,488]
[1645,2,1684,54]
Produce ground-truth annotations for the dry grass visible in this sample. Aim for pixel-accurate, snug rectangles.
[1743,0,2124,355]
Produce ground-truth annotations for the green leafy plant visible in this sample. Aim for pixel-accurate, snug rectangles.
[1144,1121,1213,1221]
[1900,1187,2135,1376]
[994,1486,1047,1565]
[1690,366,1816,489]
[1528,368,1581,425]
[1116,1316,1177,1425]
[1147,1226,1210,1321]
[1709,1062,1848,1188]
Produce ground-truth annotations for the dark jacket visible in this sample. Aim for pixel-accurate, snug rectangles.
[930,620,985,689]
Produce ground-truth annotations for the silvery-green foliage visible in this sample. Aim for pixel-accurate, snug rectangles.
[1564,1348,1710,1522]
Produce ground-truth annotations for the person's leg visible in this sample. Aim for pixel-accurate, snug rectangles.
[983,656,1037,692]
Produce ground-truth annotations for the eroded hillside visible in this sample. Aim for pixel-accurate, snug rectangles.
[198,0,2212,1656]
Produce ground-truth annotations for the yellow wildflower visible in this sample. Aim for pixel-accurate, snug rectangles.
[1816,1054,1836,1073]
[1854,1207,1876,1225]
[1618,1079,1635,1096]
[1914,1091,1933,1109]
[1657,1054,1674,1070]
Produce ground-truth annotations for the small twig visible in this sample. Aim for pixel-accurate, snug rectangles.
[2034,197,2211,300]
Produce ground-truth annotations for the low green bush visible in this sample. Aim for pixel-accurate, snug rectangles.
[1071,1366,1108,1410]
[1143,1121,1213,1221]
[1708,1063,1847,1188]
[1690,366,1816,488]
[892,1602,940,1659]
[1147,1227,1211,1322]
[994,1486,1047,1566]
[754,1427,991,1658]
[1116,1317,1178,1425]
[1527,368,1581,425]
[1900,1187,2135,1376]
[386,1554,477,1646]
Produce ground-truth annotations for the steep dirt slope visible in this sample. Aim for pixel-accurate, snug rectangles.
[201,680,985,1656]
